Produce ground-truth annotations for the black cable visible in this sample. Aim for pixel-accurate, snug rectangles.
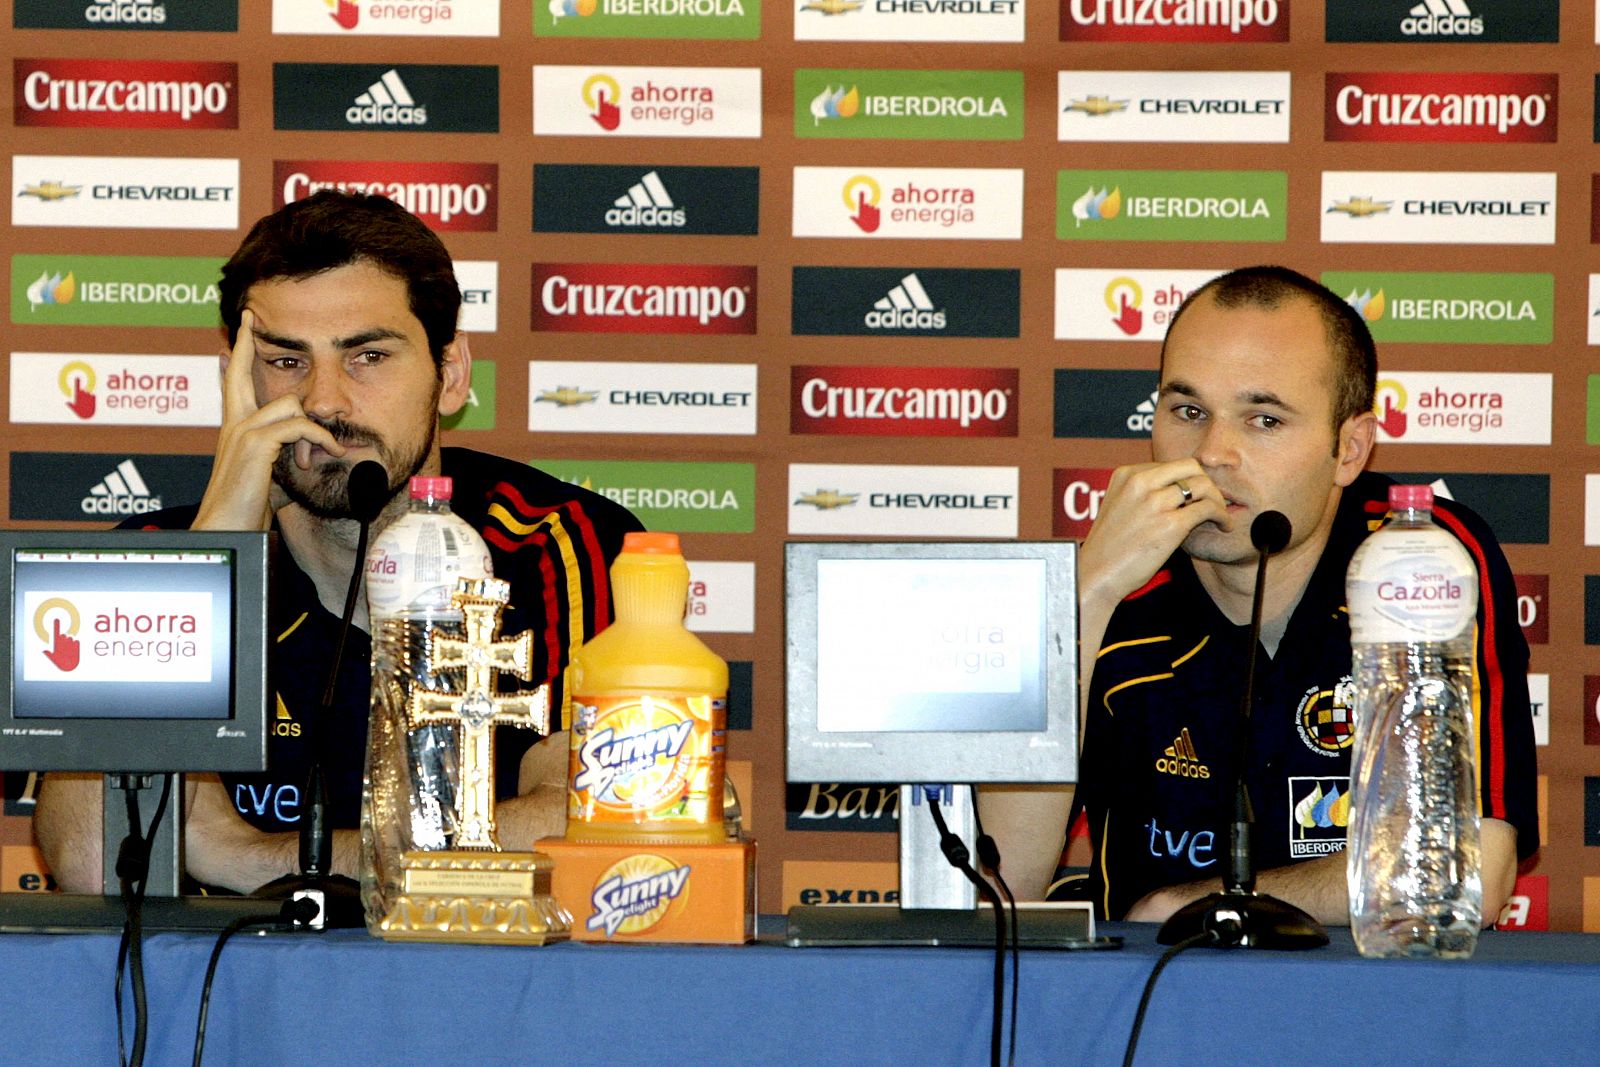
[113,773,171,1067]
[970,789,1020,1067]
[1122,930,1217,1067]
[192,898,319,1067]
[927,792,1005,1067]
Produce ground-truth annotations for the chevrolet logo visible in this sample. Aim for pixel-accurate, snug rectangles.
[1063,96,1129,117]
[800,0,863,13]
[795,489,859,510]
[1327,197,1392,218]
[534,386,599,407]
[19,181,81,202]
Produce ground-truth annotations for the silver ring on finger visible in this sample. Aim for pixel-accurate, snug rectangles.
[1175,480,1193,509]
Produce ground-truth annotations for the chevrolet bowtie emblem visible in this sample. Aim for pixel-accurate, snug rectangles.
[795,489,859,510]
[1328,197,1392,218]
[534,386,599,407]
[19,181,81,201]
[1063,96,1129,117]
[800,0,863,13]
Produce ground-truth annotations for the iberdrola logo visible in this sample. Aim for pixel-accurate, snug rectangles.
[33,597,82,673]
[1071,186,1121,228]
[842,174,880,233]
[583,73,622,131]
[550,0,598,21]
[1344,288,1386,323]
[27,270,76,311]
[810,85,859,125]
[59,360,96,420]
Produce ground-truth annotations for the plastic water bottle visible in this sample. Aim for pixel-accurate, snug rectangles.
[1345,484,1482,959]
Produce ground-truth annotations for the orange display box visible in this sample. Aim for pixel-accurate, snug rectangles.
[537,837,756,943]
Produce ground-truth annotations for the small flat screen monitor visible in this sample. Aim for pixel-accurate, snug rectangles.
[0,530,268,773]
[786,541,1077,785]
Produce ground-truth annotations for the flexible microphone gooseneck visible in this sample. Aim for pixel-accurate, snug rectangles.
[1155,510,1329,950]
[254,459,390,929]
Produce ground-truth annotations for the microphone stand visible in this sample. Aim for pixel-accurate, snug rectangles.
[253,461,390,929]
[1157,513,1329,950]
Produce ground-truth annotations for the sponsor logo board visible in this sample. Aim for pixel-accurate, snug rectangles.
[275,160,496,232]
[1588,577,1600,644]
[1372,372,1550,445]
[9,452,212,521]
[786,783,900,832]
[796,68,1023,140]
[793,166,1023,240]
[2,845,54,893]
[1058,70,1289,143]
[684,561,755,633]
[1385,471,1548,545]
[1060,0,1289,41]
[726,664,753,731]
[1496,874,1548,930]
[790,365,1018,437]
[1053,369,1159,439]
[530,263,756,335]
[1321,171,1555,246]
[1323,271,1552,345]
[1587,779,1600,846]
[791,267,1019,338]
[21,590,213,683]
[441,361,495,431]
[782,860,899,908]
[1528,673,1547,748]
[13,58,238,129]
[1590,278,1600,344]
[1590,177,1600,243]
[1586,475,1600,546]
[12,155,238,230]
[1515,574,1548,644]
[9,353,221,427]
[272,0,500,34]
[1053,467,1113,538]
[1325,0,1559,44]
[273,63,498,132]
[534,459,755,533]
[1056,169,1286,242]
[532,66,761,138]
[535,0,759,38]
[12,254,223,327]
[1053,268,1222,341]
[1585,676,1600,743]
[1288,776,1349,858]
[15,0,236,31]
[454,260,497,333]
[788,463,1018,537]
[1326,72,1558,143]
[795,0,1023,43]
[533,164,759,235]
[529,361,757,435]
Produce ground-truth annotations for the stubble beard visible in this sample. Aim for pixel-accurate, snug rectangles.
[272,414,435,520]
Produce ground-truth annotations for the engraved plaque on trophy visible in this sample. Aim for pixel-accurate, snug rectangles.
[360,578,571,944]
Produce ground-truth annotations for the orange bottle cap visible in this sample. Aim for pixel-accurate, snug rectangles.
[623,531,681,555]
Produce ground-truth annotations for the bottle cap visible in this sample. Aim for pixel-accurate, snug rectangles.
[623,531,681,555]
[409,476,453,500]
[1388,484,1433,510]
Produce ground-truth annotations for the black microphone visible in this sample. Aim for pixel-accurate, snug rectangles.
[346,460,391,525]
[1157,509,1329,950]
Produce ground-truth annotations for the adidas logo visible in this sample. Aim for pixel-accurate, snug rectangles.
[603,171,686,229]
[346,69,428,126]
[1401,0,1481,35]
[1126,389,1158,433]
[864,273,946,330]
[1155,728,1210,780]
[81,459,161,516]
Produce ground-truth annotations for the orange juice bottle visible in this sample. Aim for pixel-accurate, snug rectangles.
[566,532,728,844]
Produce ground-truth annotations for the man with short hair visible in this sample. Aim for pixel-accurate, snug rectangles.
[983,266,1537,923]
[36,192,642,894]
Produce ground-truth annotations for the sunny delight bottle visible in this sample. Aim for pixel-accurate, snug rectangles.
[566,532,728,844]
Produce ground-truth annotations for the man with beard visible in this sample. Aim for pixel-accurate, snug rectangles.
[35,192,642,893]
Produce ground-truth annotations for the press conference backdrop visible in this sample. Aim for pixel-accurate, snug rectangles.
[0,0,1595,932]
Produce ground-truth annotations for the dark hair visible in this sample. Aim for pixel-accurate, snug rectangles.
[219,191,460,364]
[1159,265,1377,437]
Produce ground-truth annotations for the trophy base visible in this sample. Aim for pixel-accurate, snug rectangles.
[376,849,571,945]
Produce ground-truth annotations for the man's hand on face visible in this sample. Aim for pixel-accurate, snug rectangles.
[191,308,346,532]
[1078,458,1231,609]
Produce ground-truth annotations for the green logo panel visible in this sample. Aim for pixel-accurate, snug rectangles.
[534,0,760,39]
[443,362,497,432]
[1056,170,1286,242]
[532,458,755,532]
[795,69,1023,141]
[1321,271,1553,345]
[12,254,224,327]
[1588,376,1600,445]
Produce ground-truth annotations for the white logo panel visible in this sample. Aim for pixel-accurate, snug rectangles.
[1053,268,1224,341]
[271,0,500,35]
[792,166,1023,240]
[1321,171,1555,245]
[9,353,222,427]
[1375,372,1549,446]
[1057,71,1290,143]
[529,361,757,435]
[454,260,498,333]
[685,561,755,634]
[789,463,1018,537]
[12,156,239,230]
[794,0,1024,43]
[22,590,214,684]
[532,66,762,139]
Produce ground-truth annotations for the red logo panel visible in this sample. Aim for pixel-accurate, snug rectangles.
[1325,72,1558,143]
[14,59,238,129]
[1052,467,1114,538]
[1514,574,1548,645]
[531,263,756,335]
[791,365,1018,438]
[1060,0,1288,42]
[275,161,498,232]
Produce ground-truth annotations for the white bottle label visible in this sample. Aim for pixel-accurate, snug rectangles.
[1347,526,1477,643]
[366,512,493,619]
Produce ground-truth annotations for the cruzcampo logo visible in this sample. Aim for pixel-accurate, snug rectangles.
[795,69,1023,141]
[11,254,223,327]
[535,0,759,39]
[1322,271,1553,346]
[442,362,496,431]
[532,459,755,532]
[1056,169,1286,242]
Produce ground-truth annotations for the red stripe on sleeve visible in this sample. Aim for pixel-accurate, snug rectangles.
[492,480,613,627]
